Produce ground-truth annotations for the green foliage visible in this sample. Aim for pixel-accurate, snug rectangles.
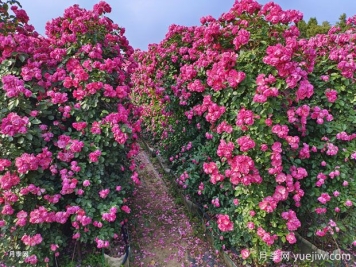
[0,2,139,266]
[133,1,356,265]
[298,17,331,38]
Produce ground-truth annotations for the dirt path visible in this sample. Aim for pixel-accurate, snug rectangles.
[128,146,226,267]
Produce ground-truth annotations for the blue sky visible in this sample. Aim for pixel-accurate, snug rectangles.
[18,0,356,50]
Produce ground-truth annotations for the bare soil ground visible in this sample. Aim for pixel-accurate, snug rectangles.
[128,147,226,267]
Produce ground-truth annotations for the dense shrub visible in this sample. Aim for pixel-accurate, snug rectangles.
[132,0,355,264]
[0,1,140,265]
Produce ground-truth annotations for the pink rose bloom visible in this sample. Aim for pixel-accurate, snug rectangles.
[233,29,250,50]
[272,124,289,138]
[241,249,250,259]
[69,140,84,153]
[205,132,213,139]
[21,233,43,246]
[233,199,239,206]
[326,143,338,156]
[72,233,80,239]
[217,140,234,159]
[89,150,101,163]
[296,80,314,101]
[236,108,255,128]
[259,196,278,213]
[83,180,90,187]
[217,214,234,232]
[30,110,39,117]
[325,89,338,103]
[102,212,116,222]
[2,204,14,215]
[93,221,103,228]
[320,75,329,81]
[116,185,122,191]
[329,220,337,227]
[316,229,327,237]
[247,222,255,229]
[76,189,84,195]
[72,122,87,131]
[95,238,109,248]
[265,118,273,127]
[50,244,59,251]
[315,207,327,214]
[273,185,288,201]
[24,255,38,264]
[260,144,268,151]
[99,189,110,199]
[91,121,101,134]
[1,112,29,136]
[286,219,301,232]
[345,200,353,207]
[212,198,220,207]
[317,193,331,204]
[286,232,297,244]
[237,135,256,152]
[275,173,286,183]
[121,205,131,214]
[203,162,218,175]
[272,249,282,263]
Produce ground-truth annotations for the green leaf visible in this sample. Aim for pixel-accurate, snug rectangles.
[31,118,41,125]
[25,133,33,140]
[18,54,26,62]
[8,100,15,110]
[3,59,14,67]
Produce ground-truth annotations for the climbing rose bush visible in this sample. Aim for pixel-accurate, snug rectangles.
[0,1,140,265]
[132,0,355,264]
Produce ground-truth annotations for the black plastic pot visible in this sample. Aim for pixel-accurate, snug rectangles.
[104,223,130,266]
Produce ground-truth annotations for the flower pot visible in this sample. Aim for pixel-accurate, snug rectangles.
[222,252,239,267]
[104,249,130,267]
[296,233,344,266]
[104,222,130,267]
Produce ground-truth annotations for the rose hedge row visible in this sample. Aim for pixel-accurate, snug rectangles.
[132,0,355,264]
[0,1,141,266]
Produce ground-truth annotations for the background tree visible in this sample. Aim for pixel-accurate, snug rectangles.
[306,17,330,37]
[336,13,348,31]
[297,19,308,38]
